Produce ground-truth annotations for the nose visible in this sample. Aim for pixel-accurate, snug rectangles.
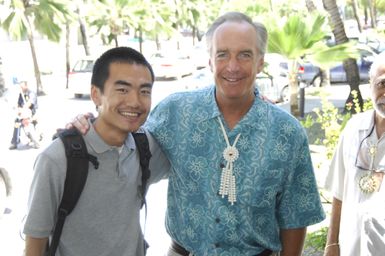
[126,91,141,108]
[226,57,240,72]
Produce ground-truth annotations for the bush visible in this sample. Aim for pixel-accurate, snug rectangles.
[301,89,372,160]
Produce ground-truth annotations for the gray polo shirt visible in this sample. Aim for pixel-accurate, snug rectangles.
[23,124,170,256]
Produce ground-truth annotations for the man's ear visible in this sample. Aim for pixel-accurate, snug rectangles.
[256,56,265,74]
[91,85,101,107]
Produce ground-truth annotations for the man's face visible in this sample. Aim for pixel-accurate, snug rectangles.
[91,62,152,135]
[371,64,385,118]
[20,81,28,92]
[209,21,264,102]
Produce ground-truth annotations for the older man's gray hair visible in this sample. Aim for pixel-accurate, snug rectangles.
[205,12,268,57]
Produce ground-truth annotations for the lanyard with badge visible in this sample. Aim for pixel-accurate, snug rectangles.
[355,122,385,193]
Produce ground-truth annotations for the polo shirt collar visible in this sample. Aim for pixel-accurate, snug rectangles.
[84,120,135,154]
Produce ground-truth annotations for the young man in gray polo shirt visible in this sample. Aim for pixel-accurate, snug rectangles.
[23,47,170,256]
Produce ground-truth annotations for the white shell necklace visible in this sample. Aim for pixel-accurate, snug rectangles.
[217,116,241,205]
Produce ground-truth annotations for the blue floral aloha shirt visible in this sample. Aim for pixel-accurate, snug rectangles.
[146,86,325,255]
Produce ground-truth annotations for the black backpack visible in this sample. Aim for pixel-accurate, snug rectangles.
[46,128,151,256]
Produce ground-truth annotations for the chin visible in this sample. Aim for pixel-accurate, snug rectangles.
[375,105,385,119]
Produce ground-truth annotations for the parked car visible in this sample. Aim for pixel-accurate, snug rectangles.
[297,48,376,87]
[265,48,377,87]
[150,51,194,80]
[68,56,94,98]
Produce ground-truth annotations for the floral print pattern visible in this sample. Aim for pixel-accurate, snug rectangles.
[146,87,325,255]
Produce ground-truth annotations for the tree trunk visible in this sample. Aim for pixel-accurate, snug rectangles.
[368,0,376,28]
[367,0,376,28]
[364,7,369,26]
[321,68,330,87]
[155,35,161,51]
[138,26,143,53]
[305,0,317,12]
[0,59,4,96]
[351,0,363,32]
[79,20,91,55]
[192,26,196,46]
[65,22,70,89]
[114,36,118,47]
[323,0,363,111]
[288,59,300,117]
[173,0,180,50]
[25,14,43,95]
[76,6,91,56]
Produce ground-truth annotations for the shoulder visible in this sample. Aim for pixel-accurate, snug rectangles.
[37,138,66,165]
[265,102,306,134]
[155,87,213,110]
[147,87,214,129]
[347,109,373,125]
[343,110,373,136]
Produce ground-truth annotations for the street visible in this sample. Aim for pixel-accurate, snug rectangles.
[0,74,371,255]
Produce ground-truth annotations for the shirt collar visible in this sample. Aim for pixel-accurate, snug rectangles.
[84,120,135,154]
[202,86,263,127]
[357,109,375,131]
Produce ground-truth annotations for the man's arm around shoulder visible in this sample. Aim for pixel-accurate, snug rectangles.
[25,236,48,256]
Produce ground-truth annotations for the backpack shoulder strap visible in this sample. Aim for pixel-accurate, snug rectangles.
[132,132,152,208]
[47,128,98,256]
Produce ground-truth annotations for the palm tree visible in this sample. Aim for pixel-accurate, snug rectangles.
[1,0,70,95]
[267,12,358,117]
[75,1,91,56]
[305,0,317,12]
[89,0,130,47]
[323,0,364,110]
[351,0,363,33]
[368,0,376,28]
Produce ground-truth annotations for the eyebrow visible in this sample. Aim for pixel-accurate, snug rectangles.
[240,50,253,54]
[114,80,153,88]
[215,49,254,55]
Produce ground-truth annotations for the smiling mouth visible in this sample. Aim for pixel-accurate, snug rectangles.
[224,77,243,83]
[119,111,140,118]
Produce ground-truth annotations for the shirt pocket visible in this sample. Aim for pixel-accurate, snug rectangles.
[236,168,285,208]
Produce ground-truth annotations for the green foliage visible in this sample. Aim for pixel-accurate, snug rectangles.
[304,227,328,252]
[302,89,372,160]
[302,90,348,159]
[1,0,71,42]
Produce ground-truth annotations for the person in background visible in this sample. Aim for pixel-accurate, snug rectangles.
[9,79,40,150]
[324,51,385,256]
[23,47,169,256]
[71,12,325,256]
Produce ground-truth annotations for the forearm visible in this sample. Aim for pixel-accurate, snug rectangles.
[25,236,48,256]
[280,227,306,256]
[324,197,342,255]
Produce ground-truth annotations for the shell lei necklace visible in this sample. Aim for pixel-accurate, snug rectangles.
[217,117,241,205]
